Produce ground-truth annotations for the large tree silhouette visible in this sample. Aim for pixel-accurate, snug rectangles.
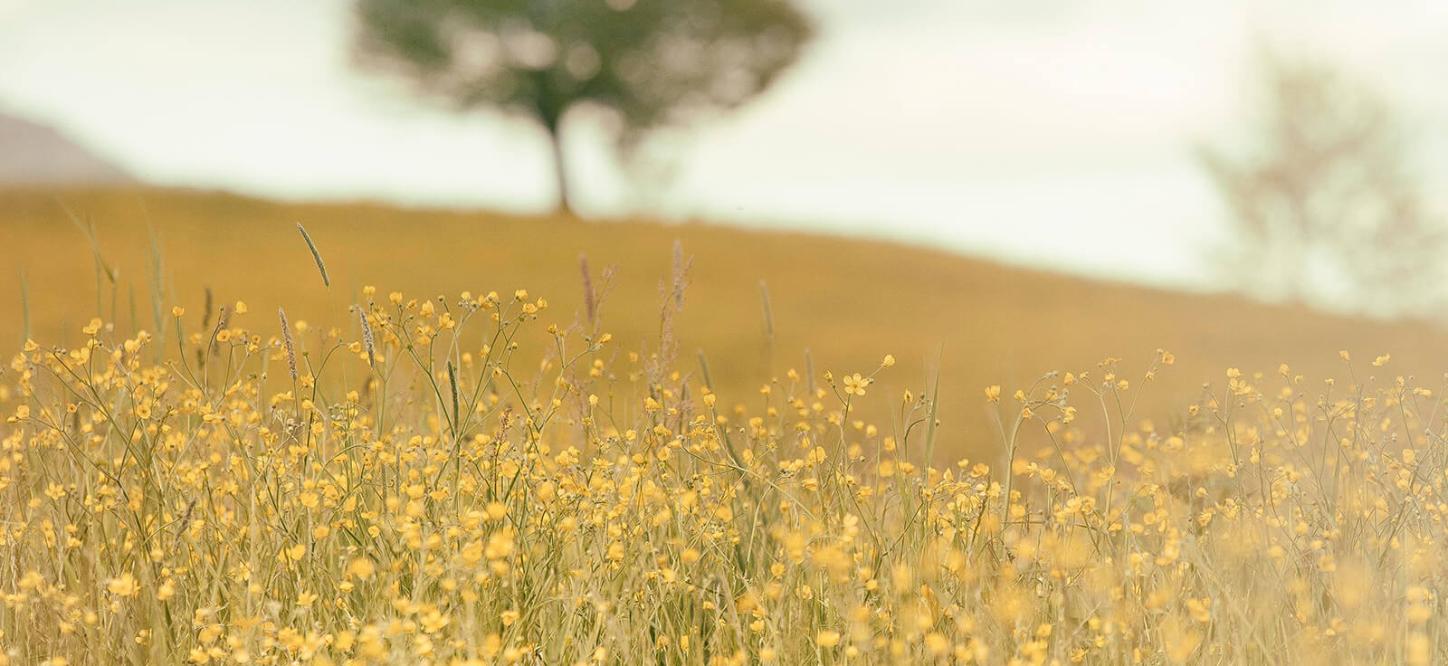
[353,0,813,215]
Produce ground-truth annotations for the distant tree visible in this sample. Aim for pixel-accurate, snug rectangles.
[352,0,813,215]
[1198,55,1446,317]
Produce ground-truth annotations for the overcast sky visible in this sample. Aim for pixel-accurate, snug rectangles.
[3,0,1447,288]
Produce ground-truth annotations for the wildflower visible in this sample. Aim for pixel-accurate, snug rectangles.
[420,610,450,633]
[18,571,45,590]
[279,544,306,563]
[485,531,515,560]
[347,557,376,581]
[8,279,1442,665]
[107,573,139,597]
[485,502,508,521]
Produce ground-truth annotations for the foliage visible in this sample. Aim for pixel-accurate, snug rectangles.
[352,0,813,213]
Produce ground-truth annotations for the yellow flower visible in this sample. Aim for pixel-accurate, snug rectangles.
[107,573,139,597]
[346,557,376,580]
[18,571,45,590]
[278,544,306,563]
[198,624,223,644]
[420,610,450,633]
[485,531,515,560]
[842,373,870,397]
[485,502,508,522]
[984,385,1002,403]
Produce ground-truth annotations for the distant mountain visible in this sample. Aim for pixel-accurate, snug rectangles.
[0,112,132,184]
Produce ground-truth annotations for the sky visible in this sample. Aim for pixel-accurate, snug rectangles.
[2,0,1448,289]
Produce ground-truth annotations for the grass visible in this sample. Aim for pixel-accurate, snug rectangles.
[2,186,1447,663]
[0,269,1445,663]
[5,186,1448,464]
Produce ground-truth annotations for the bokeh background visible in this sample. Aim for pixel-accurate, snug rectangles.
[4,0,1448,459]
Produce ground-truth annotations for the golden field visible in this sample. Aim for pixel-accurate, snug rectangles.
[0,272,1444,665]
[2,187,1448,664]
[4,187,1448,462]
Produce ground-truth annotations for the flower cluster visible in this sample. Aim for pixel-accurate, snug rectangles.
[0,289,1444,665]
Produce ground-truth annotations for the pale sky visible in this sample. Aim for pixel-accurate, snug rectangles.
[2,0,1447,288]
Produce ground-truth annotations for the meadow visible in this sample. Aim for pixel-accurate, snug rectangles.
[1,187,1447,664]
[5,187,1448,462]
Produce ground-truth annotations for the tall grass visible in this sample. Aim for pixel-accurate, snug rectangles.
[1,270,1444,665]
[9,187,1448,464]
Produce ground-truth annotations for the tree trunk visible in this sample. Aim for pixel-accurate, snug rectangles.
[544,119,573,217]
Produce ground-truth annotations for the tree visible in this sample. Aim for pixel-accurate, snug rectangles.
[352,0,813,215]
[1198,55,1446,317]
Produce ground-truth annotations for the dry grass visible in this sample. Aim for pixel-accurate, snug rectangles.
[2,188,1447,664]
[1,269,1446,663]
[4,186,1448,464]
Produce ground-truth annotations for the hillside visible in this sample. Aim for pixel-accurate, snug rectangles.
[2,186,1446,460]
[0,112,132,185]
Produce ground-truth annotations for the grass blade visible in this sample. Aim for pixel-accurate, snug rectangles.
[297,223,330,287]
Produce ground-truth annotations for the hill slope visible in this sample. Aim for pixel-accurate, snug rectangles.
[0,112,132,184]
[2,186,1445,460]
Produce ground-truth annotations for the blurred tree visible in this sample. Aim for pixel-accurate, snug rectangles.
[1199,56,1446,317]
[352,0,813,215]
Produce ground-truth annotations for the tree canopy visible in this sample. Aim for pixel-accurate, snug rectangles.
[353,0,814,214]
[1199,55,1445,317]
